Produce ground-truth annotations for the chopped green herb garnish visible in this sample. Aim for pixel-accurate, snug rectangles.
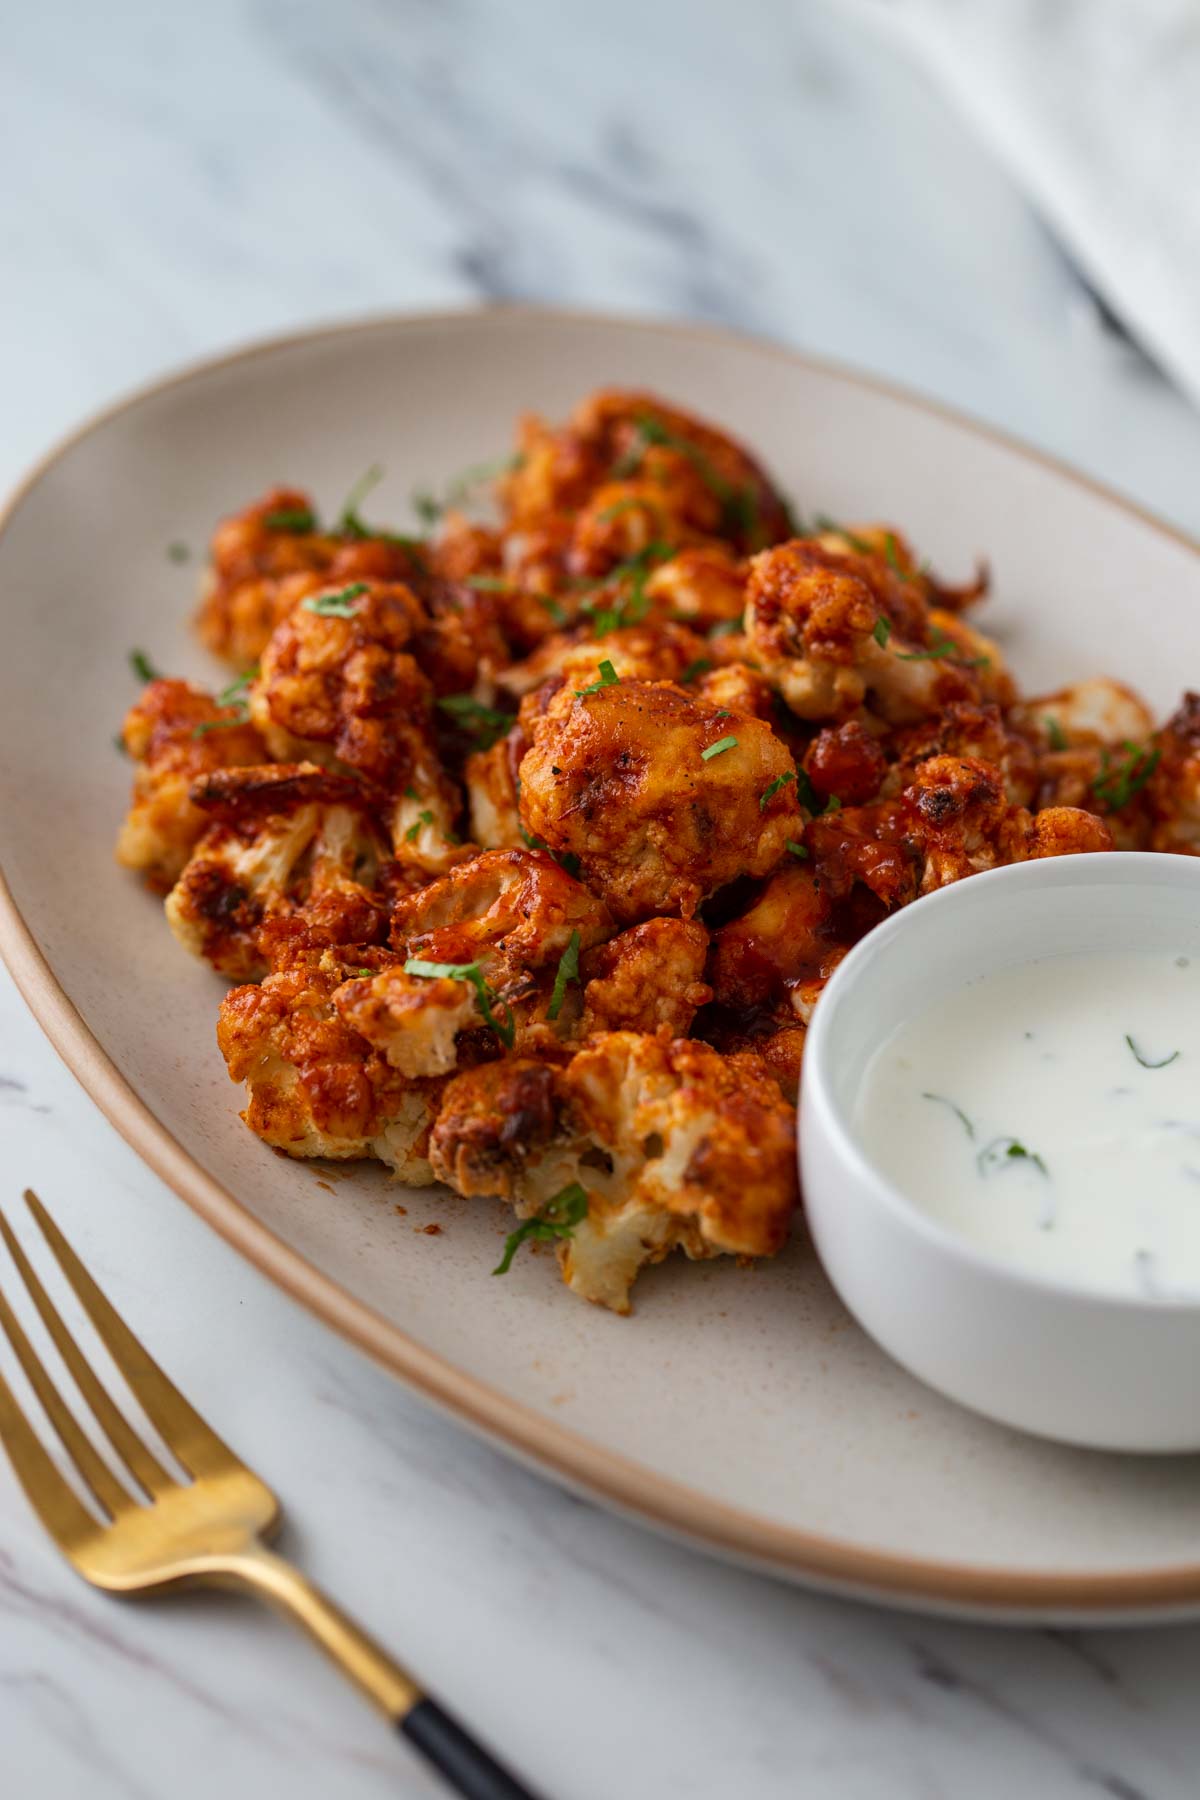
[597,496,656,523]
[895,631,988,666]
[707,618,743,640]
[464,574,515,593]
[614,414,765,546]
[583,542,672,638]
[547,929,582,1022]
[264,506,318,533]
[680,657,713,685]
[167,541,190,564]
[921,1092,975,1140]
[113,733,128,756]
[760,770,796,811]
[1125,1034,1180,1070]
[336,464,385,539]
[1093,742,1160,812]
[195,671,256,738]
[302,582,369,618]
[129,649,161,684]
[793,768,820,814]
[539,595,567,625]
[192,716,250,738]
[575,659,620,698]
[873,616,891,649]
[414,452,523,525]
[216,667,258,708]
[785,840,808,859]
[701,734,739,762]
[1044,716,1068,751]
[883,532,903,571]
[404,809,435,843]
[435,693,513,751]
[822,794,842,815]
[977,1136,1048,1178]
[493,1181,588,1276]
[403,957,515,1049]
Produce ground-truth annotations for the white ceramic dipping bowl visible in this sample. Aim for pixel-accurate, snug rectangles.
[800,852,1200,1453]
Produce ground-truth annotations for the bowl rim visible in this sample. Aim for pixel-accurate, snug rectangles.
[801,850,1200,1316]
[5,304,1200,1616]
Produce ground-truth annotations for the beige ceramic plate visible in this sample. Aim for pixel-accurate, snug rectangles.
[4,308,1200,1623]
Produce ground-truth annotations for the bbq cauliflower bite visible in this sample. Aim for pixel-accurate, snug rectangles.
[165,764,389,979]
[250,581,466,867]
[429,1033,798,1312]
[196,487,426,666]
[902,754,1111,891]
[580,919,712,1039]
[812,522,990,615]
[389,847,614,1038]
[518,679,801,923]
[499,390,793,554]
[499,620,708,702]
[709,862,858,1026]
[884,702,1037,806]
[1009,676,1156,750]
[116,679,267,890]
[744,538,988,724]
[643,544,748,632]
[216,946,445,1179]
[464,728,525,849]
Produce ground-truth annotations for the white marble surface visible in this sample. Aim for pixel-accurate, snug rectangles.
[5,1,1200,1795]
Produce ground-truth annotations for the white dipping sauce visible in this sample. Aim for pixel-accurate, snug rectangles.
[855,949,1200,1300]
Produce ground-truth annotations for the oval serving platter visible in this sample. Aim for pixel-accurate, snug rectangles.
[3,307,1200,1624]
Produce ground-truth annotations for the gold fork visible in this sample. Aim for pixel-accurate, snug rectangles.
[0,1190,542,1800]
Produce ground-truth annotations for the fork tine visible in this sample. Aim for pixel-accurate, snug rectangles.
[0,1360,99,1547]
[0,1210,172,1500]
[0,1262,133,1519]
[24,1192,239,1481]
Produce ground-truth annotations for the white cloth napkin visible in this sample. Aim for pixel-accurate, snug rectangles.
[855,0,1200,407]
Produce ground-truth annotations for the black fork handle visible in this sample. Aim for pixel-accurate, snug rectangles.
[400,1697,546,1800]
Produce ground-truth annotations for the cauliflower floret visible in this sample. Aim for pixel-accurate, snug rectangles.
[429,1033,798,1312]
[500,390,793,553]
[884,702,1037,806]
[196,487,428,666]
[390,847,614,1038]
[643,544,747,632]
[812,522,988,614]
[216,944,445,1176]
[709,862,856,1024]
[165,764,388,979]
[903,754,1111,890]
[692,661,778,721]
[251,580,468,868]
[580,919,712,1038]
[499,620,708,701]
[745,539,987,724]
[333,969,480,1078]
[116,678,268,890]
[1009,676,1156,750]
[518,678,801,923]
[464,728,526,849]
